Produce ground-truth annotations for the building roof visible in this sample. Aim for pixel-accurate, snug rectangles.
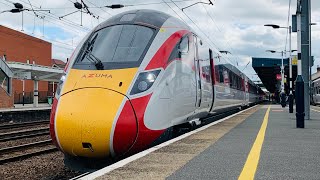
[0,25,51,45]
[7,61,63,82]
[52,59,66,68]
[252,57,297,93]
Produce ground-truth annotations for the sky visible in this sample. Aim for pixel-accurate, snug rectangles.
[0,0,320,82]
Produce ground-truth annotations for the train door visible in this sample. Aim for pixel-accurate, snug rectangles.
[209,49,215,111]
[244,76,249,103]
[193,35,202,108]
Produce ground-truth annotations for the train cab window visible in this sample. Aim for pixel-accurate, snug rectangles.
[74,25,155,70]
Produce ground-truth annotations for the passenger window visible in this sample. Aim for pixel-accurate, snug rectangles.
[229,71,233,87]
[219,67,224,83]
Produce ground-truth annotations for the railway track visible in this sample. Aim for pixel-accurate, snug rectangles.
[0,139,57,165]
[0,120,50,130]
[0,127,49,142]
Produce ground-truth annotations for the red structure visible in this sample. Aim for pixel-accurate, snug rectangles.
[0,25,63,108]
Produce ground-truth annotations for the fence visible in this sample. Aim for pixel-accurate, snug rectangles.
[14,91,52,104]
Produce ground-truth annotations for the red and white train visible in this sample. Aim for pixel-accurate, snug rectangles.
[50,9,263,165]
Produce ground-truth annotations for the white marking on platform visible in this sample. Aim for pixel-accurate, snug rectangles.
[80,105,258,180]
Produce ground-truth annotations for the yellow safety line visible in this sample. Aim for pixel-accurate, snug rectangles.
[238,105,271,180]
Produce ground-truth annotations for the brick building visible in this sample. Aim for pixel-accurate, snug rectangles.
[0,25,57,108]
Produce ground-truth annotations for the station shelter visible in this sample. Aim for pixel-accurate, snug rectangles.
[0,25,64,108]
[252,57,298,103]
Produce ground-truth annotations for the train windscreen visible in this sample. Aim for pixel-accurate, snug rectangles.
[73,25,155,70]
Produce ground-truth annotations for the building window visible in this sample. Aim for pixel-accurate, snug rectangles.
[0,69,9,93]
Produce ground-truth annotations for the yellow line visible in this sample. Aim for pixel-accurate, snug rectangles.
[238,105,271,180]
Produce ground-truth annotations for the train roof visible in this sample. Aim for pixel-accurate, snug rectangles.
[95,9,171,31]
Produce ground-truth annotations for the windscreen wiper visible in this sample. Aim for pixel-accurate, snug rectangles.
[86,51,104,70]
[80,34,104,70]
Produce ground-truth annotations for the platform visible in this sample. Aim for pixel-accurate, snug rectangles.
[82,104,320,180]
[0,103,51,113]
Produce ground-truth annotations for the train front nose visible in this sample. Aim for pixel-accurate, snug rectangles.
[54,88,137,158]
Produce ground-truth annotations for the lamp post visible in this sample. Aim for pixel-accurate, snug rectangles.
[266,50,286,107]
[265,24,294,110]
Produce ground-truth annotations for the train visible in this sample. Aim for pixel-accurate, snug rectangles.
[49,9,264,166]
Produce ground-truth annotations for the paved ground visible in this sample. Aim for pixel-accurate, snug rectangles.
[168,106,267,180]
[83,104,320,179]
[256,106,320,180]
[95,106,261,180]
[168,105,320,180]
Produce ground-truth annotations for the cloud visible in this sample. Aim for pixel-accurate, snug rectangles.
[0,0,319,79]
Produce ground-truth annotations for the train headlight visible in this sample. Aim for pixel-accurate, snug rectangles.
[130,70,161,95]
[55,74,66,99]
[137,81,148,91]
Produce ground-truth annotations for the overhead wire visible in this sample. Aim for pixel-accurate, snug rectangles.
[1,0,247,65]
[170,0,220,48]
[16,0,92,31]
[5,0,89,34]
[83,0,112,18]
[0,25,74,51]
[0,1,76,51]
[161,0,188,25]
[121,0,197,7]
[200,2,243,67]
[169,0,235,65]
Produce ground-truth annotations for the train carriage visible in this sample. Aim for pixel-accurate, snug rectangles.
[49,9,263,165]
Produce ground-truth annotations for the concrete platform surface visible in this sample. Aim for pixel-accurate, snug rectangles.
[82,104,320,179]
[0,103,51,112]
[169,105,320,180]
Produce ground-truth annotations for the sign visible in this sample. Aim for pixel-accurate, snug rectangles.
[292,55,298,65]
[276,74,282,80]
[15,72,31,79]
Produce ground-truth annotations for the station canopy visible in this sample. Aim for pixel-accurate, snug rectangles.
[7,62,64,82]
[252,57,297,93]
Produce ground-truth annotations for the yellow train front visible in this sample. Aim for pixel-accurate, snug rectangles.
[49,9,263,167]
[50,10,191,162]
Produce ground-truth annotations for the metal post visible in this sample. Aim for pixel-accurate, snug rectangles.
[281,51,285,93]
[22,79,25,106]
[52,82,55,97]
[296,0,305,128]
[289,26,294,113]
[300,0,311,119]
[33,80,39,107]
[21,11,24,31]
[280,51,286,107]
[80,9,82,26]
